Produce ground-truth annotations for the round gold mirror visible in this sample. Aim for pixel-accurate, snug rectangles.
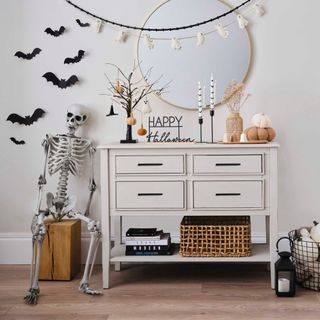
[137,0,251,110]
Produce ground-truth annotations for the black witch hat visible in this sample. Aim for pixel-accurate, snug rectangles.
[106,104,118,116]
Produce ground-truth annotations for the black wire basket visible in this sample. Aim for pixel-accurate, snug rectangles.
[288,229,320,291]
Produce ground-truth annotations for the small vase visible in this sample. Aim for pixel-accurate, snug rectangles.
[120,109,137,143]
[226,112,243,142]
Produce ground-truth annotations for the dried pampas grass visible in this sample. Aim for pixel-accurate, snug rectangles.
[222,80,249,112]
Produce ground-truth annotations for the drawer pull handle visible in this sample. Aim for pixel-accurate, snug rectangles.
[138,193,163,196]
[215,193,241,196]
[215,163,241,167]
[138,163,163,166]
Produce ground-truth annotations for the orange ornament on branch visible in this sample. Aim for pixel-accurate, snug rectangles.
[137,124,147,136]
[127,116,137,126]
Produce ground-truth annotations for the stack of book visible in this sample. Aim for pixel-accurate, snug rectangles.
[125,228,173,256]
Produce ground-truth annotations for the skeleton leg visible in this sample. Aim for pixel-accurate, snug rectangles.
[24,213,47,305]
[71,212,102,295]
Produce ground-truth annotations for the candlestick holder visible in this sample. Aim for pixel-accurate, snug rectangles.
[210,108,215,143]
[198,117,203,143]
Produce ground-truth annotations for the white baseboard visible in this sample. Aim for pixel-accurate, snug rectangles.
[0,232,287,264]
[0,232,101,264]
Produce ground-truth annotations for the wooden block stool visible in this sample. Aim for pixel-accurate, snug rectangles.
[39,219,81,280]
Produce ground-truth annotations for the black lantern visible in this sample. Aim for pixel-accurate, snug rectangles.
[275,237,296,297]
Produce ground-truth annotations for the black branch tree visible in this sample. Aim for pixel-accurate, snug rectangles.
[104,62,169,143]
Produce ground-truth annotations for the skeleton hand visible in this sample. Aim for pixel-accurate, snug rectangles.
[89,179,96,192]
[38,174,46,186]
[87,220,100,233]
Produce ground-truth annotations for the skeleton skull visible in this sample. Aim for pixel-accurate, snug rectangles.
[66,104,88,131]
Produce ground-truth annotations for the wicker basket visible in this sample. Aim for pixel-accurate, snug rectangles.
[288,229,320,291]
[180,216,251,257]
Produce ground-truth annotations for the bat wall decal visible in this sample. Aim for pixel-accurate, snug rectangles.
[64,50,85,64]
[43,72,79,89]
[14,48,42,60]
[10,137,26,145]
[7,108,46,126]
[44,26,65,37]
[76,19,90,27]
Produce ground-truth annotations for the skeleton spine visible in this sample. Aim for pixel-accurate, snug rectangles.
[56,163,69,201]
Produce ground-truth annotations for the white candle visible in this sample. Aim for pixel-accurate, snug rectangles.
[278,278,290,293]
[202,85,206,110]
[210,74,214,110]
[240,132,247,143]
[198,81,202,118]
[213,79,217,106]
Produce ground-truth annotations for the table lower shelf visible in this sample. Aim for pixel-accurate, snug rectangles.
[110,244,270,263]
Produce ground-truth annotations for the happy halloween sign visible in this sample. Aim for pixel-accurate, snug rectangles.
[146,116,194,142]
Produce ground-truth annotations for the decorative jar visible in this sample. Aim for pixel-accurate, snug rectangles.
[226,112,243,142]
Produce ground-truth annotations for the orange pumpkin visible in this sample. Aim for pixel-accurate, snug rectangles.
[127,117,137,125]
[137,125,147,136]
[245,126,276,142]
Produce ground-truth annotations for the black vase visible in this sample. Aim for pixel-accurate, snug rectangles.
[120,109,137,143]
[120,124,137,143]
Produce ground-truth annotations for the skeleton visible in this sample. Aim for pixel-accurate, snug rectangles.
[24,104,102,305]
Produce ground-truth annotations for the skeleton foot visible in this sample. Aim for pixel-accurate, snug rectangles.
[79,283,102,295]
[24,288,40,305]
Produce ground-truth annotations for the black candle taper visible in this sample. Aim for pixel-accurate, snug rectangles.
[209,75,216,143]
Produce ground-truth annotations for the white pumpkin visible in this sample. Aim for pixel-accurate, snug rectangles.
[293,229,319,263]
[300,228,311,238]
[310,221,320,242]
[251,113,272,128]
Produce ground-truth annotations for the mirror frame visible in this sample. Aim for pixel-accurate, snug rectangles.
[136,0,252,110]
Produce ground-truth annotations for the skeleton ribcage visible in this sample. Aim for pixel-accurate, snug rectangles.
[47,135,91,200]
[48,135,90,175]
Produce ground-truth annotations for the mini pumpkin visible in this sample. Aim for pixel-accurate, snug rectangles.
[310,221,320,242]
[294,237,319,263]
[245,126,276,141]
[137,124,147,136]
[294,228,319,262]
[251,113,272,128]
[127,117,137,125]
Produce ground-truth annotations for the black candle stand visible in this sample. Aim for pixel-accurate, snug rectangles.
[210,108,215,143]
[198,117,203,143]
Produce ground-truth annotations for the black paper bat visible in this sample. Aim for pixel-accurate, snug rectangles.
[64,50,85,64]
[42,72,79,89]
[10,137,26,145]
[14,48,41,60]
[7,108,46,126]
[76,19,90,27]
[44,26,65,37]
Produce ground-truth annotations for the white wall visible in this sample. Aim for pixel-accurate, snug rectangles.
[1,0,320,262]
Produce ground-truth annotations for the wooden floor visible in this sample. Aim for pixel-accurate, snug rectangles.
[1,263,320,320]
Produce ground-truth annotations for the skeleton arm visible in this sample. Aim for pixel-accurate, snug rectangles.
[35,135,51,216]
[84,144,96,217]
[38,135,50,187]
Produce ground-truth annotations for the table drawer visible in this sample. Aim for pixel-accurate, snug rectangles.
[193,155,262,174]
[115,155,184,174]
[193,180,263,209]
[116,181,185,209]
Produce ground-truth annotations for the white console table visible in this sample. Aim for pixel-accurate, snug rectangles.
[98,142,279,289]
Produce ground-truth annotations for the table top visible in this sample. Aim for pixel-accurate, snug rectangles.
[97,141,280,150]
